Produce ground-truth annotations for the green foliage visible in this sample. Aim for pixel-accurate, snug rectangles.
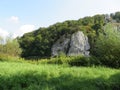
[93,24,120,68]
[92,14,105,35]
[81,16,94,26]
[69,56,101,66]
[0,54,25,63]
[39,55,101,68]
[0,61,120,90]
[111,12,120,23]
[40,56,72,65]
[0,36,22,57]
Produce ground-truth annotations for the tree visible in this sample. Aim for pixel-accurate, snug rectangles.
[112,12,120,23]
[0,36,22,57]
[81,16,94,26]
[93,24,120,68]
[92,15,105,35]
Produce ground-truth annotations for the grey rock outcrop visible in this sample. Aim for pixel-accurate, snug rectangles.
[51,31,90,57]
[51,35,70,56]
[67,31,90,56]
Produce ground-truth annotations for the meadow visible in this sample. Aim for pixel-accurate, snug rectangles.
[0,59,120,90]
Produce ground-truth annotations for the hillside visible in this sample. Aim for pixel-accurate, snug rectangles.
[19,12,120,59]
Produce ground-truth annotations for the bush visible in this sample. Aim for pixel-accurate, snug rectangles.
[69,56,101,67]
[0,53,25,62]
[39,55,101,67]
[0,36,22,57]
[93,24,120,68]
[69,56,90,66]
[40,56,72,65]
[98,55,120,68]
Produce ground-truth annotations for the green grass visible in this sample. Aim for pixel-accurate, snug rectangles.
[0,61,120,90]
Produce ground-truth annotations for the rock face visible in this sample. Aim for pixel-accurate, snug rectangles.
[68,31,90,56]
[51,31,90,57]
[51,35,70,56]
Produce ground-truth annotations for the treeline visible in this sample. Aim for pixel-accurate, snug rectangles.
[18,12,120,59]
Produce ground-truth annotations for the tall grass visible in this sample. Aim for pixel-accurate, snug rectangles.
[0,61,120,90]
[39,56,101,67]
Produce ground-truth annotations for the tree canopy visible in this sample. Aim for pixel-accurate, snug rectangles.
[18,12,120,59]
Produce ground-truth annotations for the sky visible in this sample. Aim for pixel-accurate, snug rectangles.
[0,0,120,38]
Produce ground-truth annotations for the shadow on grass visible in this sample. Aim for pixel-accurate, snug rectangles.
[0,71,120,90]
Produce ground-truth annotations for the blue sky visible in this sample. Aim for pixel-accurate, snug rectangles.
[0,0,120,38]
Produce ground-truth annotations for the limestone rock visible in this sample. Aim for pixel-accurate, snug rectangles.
[51,35,70,56]
[51,31,90,57]
[67,31,90,56]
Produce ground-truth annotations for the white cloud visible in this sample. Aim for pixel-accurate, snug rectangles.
[13,24,35,38]
[19,25,35,34]
[0,28,9,38]
[9,16,19,23]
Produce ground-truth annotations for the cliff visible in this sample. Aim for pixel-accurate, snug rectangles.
[52,31,90,56]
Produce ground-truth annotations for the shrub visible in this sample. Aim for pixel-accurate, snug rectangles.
[93,24,120,68]
[69,56,101,67]
[98,55,120,68]
[0,36,22,57]
[69,56,90,66]
[39,55,101,67]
